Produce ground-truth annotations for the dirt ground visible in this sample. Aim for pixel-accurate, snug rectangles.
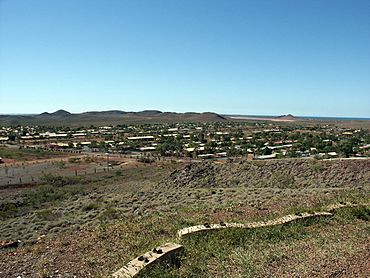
[0,153,143,187]
[0,158,369,277]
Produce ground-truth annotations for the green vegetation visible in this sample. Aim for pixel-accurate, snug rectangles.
[0,202,19,219]
[68,157,81,163]
[0,175,88,220]
[98,207,120,222]
[82,202,101,211]
[0,146,65,161]
[1,119,369,161]
[309,159,324,173]
[271,173,295,188]
[25,184,84,206]
[0,159,368,277]
[137,156,155,164]
[40,173,81,187]
[353,206,370,221]
[137,206,369,278]
[36,209,61,221]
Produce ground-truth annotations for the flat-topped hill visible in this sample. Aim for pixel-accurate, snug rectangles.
[0,110,227,126]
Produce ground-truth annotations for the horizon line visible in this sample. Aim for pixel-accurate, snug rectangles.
[0,110,369,120]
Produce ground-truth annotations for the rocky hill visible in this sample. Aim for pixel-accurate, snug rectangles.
[276,114,297,120]
[0,110,227,126]
[162,159,370,189]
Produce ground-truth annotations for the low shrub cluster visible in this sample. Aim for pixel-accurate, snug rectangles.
[41,173,81,187]
[352,206,370,221]
[0,202,19,219]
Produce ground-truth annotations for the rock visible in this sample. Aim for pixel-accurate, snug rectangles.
[0,240,21,249]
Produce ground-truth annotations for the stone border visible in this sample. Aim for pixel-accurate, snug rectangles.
[177,211,333,238]
[112,243,183,278]
[112,202,366,277]
[325,202,360,211]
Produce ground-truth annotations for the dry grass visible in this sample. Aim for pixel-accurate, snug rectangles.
[0,160,369,277]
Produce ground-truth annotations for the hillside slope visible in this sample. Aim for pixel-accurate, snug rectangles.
[162,159,370,189]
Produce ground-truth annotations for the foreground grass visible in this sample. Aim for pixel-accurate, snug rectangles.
[138,206,369,278]
[0,161,368,277]
[0,192,368,277]
[0,164,181,244]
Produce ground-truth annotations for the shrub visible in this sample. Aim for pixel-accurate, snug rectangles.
[36,209,61,221]
[310,160,323,172]
[271,173,295,188]
[55,161,66,169]
[41,173,80,187]
[98,207,119,222]
[82,202,101,211]
[137,156,154,163]
[25,184,83,206]
[68,157,80,163]
[0,202,19,219]
[115,170,123,176]
[352,206,370,221]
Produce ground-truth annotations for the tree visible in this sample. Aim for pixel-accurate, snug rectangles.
[337,141,354,157]
[262,147,272,155]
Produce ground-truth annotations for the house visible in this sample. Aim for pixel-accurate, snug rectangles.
[139,147,156,151]
[72,133,87,138]
[127,136,155,141]
[254,153,277,160]
[198,154,215,159]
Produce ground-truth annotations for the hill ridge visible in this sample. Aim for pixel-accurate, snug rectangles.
[0,110,227,126]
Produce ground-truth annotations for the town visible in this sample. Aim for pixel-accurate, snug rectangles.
[1,0,369,276]
[1,121,369,163]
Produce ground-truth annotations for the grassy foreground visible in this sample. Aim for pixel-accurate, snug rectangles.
[139,205,369,278]
[0,161,369,277]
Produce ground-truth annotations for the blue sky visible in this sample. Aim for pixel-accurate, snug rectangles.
[0,0,369,117]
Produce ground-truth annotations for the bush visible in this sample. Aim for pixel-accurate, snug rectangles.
[271,173,295,188]
[137,156,154,163]
[0,202,19,219]
[98,207,119,222]
[68,157,81,163]
[41,173,80,187]
[55,161,66,169]
[25,184,83,206]
[115,170,123,176]
[36,209,61,221]
[82,202,101,211]
[353,206,370,221]
[310,160,323,172]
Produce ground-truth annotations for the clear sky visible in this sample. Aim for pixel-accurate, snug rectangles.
[0,0,369,117]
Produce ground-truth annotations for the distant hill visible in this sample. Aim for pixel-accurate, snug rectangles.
[276,114,297,120]
[0,110,227,126]
[226,114,299,122]
[40,109,72,117]
[136,110,162,116]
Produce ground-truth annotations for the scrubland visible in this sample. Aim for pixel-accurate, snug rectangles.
[0,158,369,277]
